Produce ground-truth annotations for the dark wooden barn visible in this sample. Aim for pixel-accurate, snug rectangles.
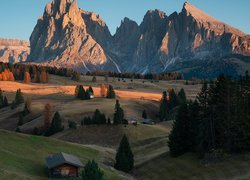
[45,152,84,178]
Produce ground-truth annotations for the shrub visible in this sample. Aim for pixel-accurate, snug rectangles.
[68,121,77,129]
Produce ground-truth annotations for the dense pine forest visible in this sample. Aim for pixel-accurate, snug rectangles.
[169,71,250,158]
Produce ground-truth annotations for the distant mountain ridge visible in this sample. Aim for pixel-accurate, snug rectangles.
[0,38,29,63]
[1,0,250,78]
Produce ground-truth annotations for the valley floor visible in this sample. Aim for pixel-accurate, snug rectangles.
[1,75,249,179]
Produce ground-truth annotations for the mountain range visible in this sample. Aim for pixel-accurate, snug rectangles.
[1,0,250,78]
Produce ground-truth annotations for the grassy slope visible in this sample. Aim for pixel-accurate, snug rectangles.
[0,130,122,180]
[134,152,250,180]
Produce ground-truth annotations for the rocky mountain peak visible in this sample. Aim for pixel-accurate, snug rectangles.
[118,17,138,30]
[82,11,107,27]
[181,2,245,37]
[140,9,167,33]
[52,0,71,15]
[182,2,223,24]
[145,9,166,19]
[113,17,140,53]
[29,0,112,71]
[24,0,250,77]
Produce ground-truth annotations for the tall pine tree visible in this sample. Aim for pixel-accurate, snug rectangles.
[115,135,134,172]
[15,89,24,105]
[168,103,189,157]
[106,85,116,99]
[77,85,86,100]
[159,91,168,121]
[82,160,103,180]
[113,100,124,124]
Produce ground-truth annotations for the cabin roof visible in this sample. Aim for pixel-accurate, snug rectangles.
[46,152,84,169]
[141,119,154,123]
[125,117,138,121]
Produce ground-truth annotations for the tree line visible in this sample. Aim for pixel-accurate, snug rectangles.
[0,62,84,83]
[168,71,250,158]
[86,71,183,81]
[0,63,49,83]
[159,88,187,121]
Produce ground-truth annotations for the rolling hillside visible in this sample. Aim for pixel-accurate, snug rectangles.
[0,130,128,180]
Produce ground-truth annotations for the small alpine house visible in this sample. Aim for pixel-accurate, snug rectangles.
[45,152,84,178]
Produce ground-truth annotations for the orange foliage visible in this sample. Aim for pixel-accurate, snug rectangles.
[2,73,8,81]
[0,69,15,81]
[9,72,15,81]
[24,71,31,83]
[100,83,106,97]
[40,71,48,83]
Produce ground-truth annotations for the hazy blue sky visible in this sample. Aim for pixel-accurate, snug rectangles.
[0,0,249,41]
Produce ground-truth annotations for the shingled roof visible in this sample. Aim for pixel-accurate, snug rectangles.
[46,152,84,169]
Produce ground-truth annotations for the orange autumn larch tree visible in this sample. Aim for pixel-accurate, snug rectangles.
[100,83,106,97]
[40,71,48,83]
[24,71,31,83]
[9,72,15,81]
[0,69,15,81]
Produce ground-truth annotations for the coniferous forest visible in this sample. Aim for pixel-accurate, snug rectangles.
[169,71,250,157]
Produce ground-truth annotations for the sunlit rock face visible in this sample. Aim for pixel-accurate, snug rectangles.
[29,0,118,72]
[0,39,29,63]
[27,0,250,78]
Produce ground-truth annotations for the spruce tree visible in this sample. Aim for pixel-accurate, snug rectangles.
[113,100,124,124]
[142,110,147,119]
[178,88,187,104]
[82,160,103,180]
[72,72,80,82]
[68,121,77,129]
[75,85,80,97]
[47,111,63,135]
[0,89,3,108]
[186,100,200,152]
[168,103,189,157]
[15,89,24,105]
[107,118,111,125]
[88,86,94,95]
[106,85,116,99]
[85,89,91,100]
[93,109,102,124]
[77,85,86,100]
[22,98,31,116]
[159,91,168,121]
[92,76,97,83]
[168,89,178,110]
[3,96,8,107]
[115,135,134,172]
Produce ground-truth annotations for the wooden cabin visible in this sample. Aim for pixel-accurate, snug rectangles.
[141,119,155,125]
[46,152,84,178]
